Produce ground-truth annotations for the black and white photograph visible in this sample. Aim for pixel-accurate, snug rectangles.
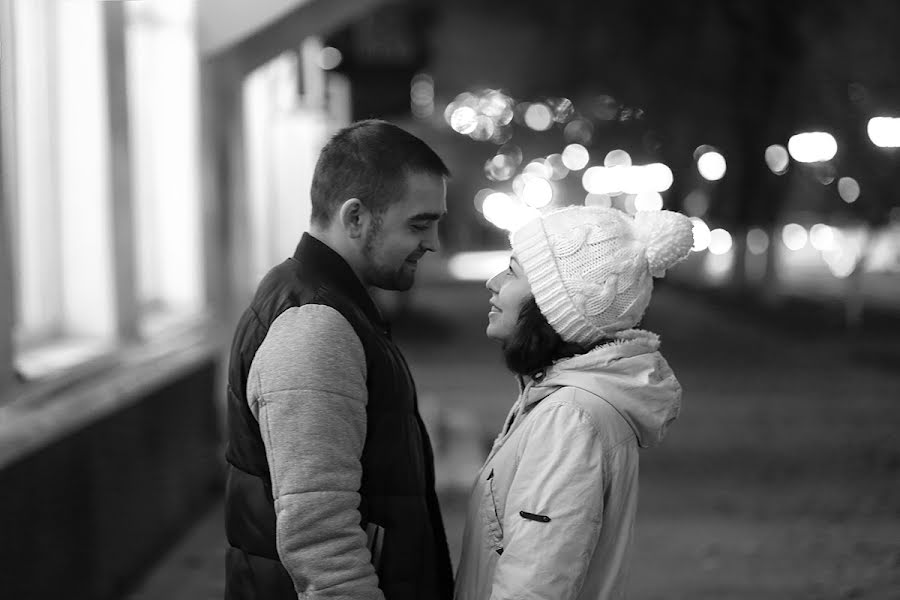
[0,1,898,599]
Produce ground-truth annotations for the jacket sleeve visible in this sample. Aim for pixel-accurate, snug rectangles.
[247,305,384,600]
[490,400,606,600]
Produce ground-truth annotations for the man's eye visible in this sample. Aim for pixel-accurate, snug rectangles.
[411,223,430,232]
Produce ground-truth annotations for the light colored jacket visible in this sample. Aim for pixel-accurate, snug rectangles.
[454,329,682,600]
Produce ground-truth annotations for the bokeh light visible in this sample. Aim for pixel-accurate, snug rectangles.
[690,218,712,252]
[604,149,632,168]
[447,251,511,282]
[781,223,808,251]
[787,132,838,163]
[524,103,553,131]
[867,116,900,148]
[481,191,540,232]
[547,97,575,123]
[484,155,516,182]
[815,164,836,186]
[470,115,495,141]
[809,223,836,251]
[765,144,790,175]
[563,119,594,145]
[473,188,493,213]
[582,166,615,194]
[746,228,769,255]
[822,234,860,278]
[709,228,733,255]
[837,177,860,203]
[634,191,663,212]
[410,73,434,118]
[644,163,674,192]
[582,163,673,194]
[562,143,590,170]
[697,151,727,181]
[545,154,569,180]
[449,106,478,134]
[317,46,342,70]
[523,160,552,180]
[498,143,523,166]
[521,176,553,208]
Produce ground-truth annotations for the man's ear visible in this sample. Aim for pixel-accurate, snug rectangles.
[338,198,368,239]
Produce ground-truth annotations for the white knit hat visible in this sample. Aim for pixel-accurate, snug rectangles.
[510,206,694,346]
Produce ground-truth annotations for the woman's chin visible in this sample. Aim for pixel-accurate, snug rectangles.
[485,324,504,342]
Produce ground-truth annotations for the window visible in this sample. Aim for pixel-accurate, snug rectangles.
[7,0,116,378]
[125,0,204,335]
[1,0,207,381]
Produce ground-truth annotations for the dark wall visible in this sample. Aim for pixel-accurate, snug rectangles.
[0,361,222,600]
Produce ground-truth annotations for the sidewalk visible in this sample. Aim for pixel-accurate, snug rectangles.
[128,282,900,599]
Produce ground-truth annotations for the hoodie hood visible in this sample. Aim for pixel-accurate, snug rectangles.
[521,329,681,448]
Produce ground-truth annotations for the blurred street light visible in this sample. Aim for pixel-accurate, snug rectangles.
[410,73,434,118]
[449,105,478,134]
[317,46,342,70]
[838,176,860,203]
[782,223,808,251]
[708,228,733,255]
[582,163,673,194]
[604,149,632,168]
[523,160,552,180]
[524,102,553,131]
[545,154,569,180]
[690,218,712,252]
[809,223,836,251]
[867,116,900,148]
[787,132,837,163]
[697,151,727,181]
[634,191,663,212]
[747,228,770,255]
[561,143,589,170]
[521,176,553,208]
[765,144,790,175]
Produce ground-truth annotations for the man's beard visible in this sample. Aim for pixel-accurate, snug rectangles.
[363,221,416,291]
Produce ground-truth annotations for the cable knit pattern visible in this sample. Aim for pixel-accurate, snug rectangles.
[510,206,693,345]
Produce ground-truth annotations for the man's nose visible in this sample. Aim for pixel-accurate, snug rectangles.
[423,228,440,253]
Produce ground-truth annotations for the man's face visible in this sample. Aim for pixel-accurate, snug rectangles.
[362,172,447,291]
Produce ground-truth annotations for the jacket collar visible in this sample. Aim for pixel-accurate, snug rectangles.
[292,233,387,329]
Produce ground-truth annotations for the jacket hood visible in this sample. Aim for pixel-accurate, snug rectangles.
[521,329,681,448]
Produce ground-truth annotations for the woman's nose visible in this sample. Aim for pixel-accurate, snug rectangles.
[486,272,500,292]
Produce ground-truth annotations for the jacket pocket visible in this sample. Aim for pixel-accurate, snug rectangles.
[480,469,504,555]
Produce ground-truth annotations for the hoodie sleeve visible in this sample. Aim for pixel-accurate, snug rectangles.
[490,400,606,600]
[247,305,384,600]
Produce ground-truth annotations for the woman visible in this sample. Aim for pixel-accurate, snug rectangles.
[454,206,694,599]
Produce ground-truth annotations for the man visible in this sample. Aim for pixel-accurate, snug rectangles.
[224,120,453,599]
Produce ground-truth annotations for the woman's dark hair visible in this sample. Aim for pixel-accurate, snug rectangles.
[310,119,450,227]
[502,297,594,378]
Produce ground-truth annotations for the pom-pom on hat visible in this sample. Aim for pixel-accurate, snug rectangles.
[510,206,693,346]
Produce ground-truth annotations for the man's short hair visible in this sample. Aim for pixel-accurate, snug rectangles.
[310,119,450,227]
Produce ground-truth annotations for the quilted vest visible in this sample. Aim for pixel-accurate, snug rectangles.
[224,233,453,599]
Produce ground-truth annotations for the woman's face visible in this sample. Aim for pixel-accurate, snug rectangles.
[486,254,533,342]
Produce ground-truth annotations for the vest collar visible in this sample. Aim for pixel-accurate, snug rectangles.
[293,233,387,329]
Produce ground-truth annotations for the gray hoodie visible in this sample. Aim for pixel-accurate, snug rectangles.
[454,329,681,600]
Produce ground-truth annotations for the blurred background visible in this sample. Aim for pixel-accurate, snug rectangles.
[0,0,898,598]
